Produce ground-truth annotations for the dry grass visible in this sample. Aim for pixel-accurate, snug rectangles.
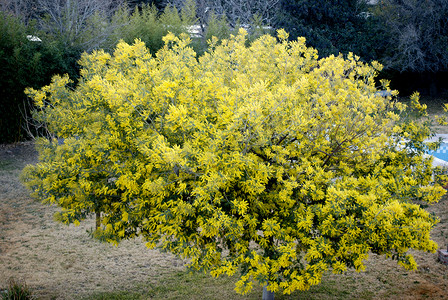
[1,137,448,300]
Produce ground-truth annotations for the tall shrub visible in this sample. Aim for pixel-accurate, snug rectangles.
[0,11,30,142]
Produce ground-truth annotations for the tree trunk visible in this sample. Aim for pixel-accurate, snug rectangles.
[95,210,101,230]
[262,286,274,300]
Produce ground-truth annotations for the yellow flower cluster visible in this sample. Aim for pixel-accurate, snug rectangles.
[21,29,445,295]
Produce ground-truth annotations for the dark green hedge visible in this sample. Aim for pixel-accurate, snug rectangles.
[0,12,79,143]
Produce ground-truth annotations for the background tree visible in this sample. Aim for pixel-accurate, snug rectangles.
[373,0,448,73]
[274,0,379,60]
[0,10,79,143]
[371,0,448,95]
[127,0,165,10]
[166,0,279,29]
[105,1,197,54]
[35,0,125,53]
[0,0,35,21]
[22,30,445,298]
[161,0,274,53]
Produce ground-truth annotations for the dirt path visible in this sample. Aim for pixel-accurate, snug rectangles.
[1,142,447,299]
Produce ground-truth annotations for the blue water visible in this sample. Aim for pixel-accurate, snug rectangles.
[427,143,448,162]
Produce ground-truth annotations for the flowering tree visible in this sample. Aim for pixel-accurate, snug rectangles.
[21,29,445,296]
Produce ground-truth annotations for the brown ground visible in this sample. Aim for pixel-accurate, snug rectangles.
[0,142,447,299]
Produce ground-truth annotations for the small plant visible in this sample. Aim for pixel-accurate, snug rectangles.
[1,278,34,300]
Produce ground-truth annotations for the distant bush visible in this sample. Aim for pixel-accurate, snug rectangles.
[104,3,194,54]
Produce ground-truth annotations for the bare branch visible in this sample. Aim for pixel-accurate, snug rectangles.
[35,0,126,51]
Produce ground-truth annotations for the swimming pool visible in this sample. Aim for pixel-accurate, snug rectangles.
[427,144,448,162]
[426,134,448,165]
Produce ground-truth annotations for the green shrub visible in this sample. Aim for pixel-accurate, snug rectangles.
[0,12,35,142]
[107,3,194,55]
[0,11,80,143]
[1,279,34,300]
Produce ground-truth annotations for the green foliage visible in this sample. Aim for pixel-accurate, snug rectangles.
[372,0,448,73]
[1,278,34,300]
[127,0,166,11]
[245,14,273,45]
[274,0,379,61]
[0,11,36,143]
[107,3,195,55]
[0,11,79,143]
[22,30,445,296]
[203,11,231,45]
[106,2,265,58]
